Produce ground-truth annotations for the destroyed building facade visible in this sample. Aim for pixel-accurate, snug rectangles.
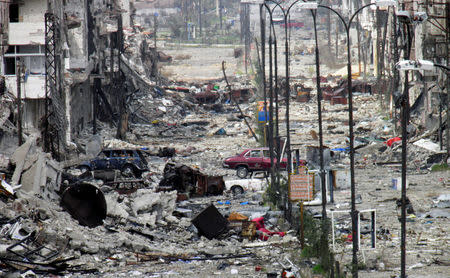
[0,0,136,157]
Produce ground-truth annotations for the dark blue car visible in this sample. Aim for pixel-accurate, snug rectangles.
[78,149,148,177]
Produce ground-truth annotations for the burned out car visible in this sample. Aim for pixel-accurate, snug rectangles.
[223,148,306,178]
[78,149,148,177]
[158,163,224,198]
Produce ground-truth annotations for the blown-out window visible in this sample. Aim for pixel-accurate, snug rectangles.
[2,45,45,75]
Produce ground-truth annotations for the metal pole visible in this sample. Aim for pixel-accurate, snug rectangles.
[16,61,23,146]
[44,13,50,153]
[446,2,450,160]
[400,70,408,278]
[317,5,380,276]
[273,23,281,195]
[336,21,339,59]
[312,10,327,222]
[198,0,202,37]
[300,202,304,249]
[346,24,358,278]
[439,96,443,150]
[93,78,101,135]
[154,13,157,49]
[400,22,412,278]
[392,10,400,122]
[284,13,292,219]
[269,26,276,198]
[284,15,291,175]
[356,1,361,75]
[261,4,267,138]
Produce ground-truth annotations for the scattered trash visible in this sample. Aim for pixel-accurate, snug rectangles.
[214,128,227,136]
[251,217,285,241]
[391,177,409,190]
[0,179,21,197]
[385,137,401,147]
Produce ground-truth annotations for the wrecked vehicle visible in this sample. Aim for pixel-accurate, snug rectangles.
[223,148,306,178]
[158,163,224,198]
[77,149,148,177]
[225,172,268,195]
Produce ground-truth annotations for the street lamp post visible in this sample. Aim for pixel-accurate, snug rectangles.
[261,1,395,275]
[263,0,326,219]
[316,1,397,277]
[395,10,427,278]
[262,0,328,253]
[396,58,449,277]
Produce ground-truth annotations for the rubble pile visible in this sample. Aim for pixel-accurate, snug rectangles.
[1,162,302,276]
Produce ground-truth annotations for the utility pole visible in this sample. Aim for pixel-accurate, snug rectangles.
[93,78,101,135]
[446,2,449,160]
[216,0,219,16]
[355,0,361,75]
[327,0,331,53]
[110,1,115,84]
[16,60,23,146]
[116,14,127,140]
[336,22,339,59]
[219,0,223,30]
[154,12,158,49]
[198,0,202,37]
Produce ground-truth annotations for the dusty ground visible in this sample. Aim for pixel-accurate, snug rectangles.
[1,35,448,277]
[153,43,449,277]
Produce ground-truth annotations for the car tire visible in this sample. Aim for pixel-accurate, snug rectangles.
[79,166,90,173]
[122,165,135,177]
[236,166,249,179]
[231,185,244,195]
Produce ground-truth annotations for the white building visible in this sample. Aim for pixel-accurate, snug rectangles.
[1,0,47,130]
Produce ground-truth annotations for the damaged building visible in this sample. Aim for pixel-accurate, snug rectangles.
[0,0,449,277]
[0,0,137,159]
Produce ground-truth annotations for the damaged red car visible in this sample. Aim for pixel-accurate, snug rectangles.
[222,148,306,178]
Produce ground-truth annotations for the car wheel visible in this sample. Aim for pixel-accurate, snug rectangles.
[79,166,90,173]
[236,166,249,179]
[231,185,244,195]
[122,165,135,177]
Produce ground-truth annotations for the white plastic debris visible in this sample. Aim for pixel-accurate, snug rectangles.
[1,179,22,195]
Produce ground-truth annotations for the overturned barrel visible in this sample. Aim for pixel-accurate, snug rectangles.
[60,182,106,228]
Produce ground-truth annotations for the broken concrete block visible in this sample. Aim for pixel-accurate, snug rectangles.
[105,194,129,219]
[131,189,177,225]
[11,135,36,186]
[20,153,46,193]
